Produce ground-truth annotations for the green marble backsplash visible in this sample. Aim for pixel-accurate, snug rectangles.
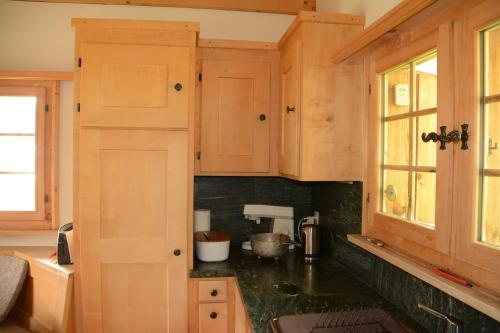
[194,177,498,331]
[310,181,499,332]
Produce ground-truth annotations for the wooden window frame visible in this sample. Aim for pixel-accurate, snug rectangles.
[0,79,59,231]
[366,24,454,255]
[364,1,500,296]
[454,1,500,276]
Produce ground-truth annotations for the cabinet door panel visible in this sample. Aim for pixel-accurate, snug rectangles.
[279,40,301,177]
[201,60,270,173]
[78,129,188,333]
[198,303,228,333]
[80,44,189,128]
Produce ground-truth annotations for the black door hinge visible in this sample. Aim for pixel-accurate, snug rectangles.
[44,194,49,203]
[366,193,370,203]
[196,151,201,160]
[368,84,372,95]
[45,104,49,112]
[78,58,82,67]
[198,73,202,82]
[77,102,80,112]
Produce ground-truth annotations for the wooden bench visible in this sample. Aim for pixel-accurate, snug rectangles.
[0,247,74,333]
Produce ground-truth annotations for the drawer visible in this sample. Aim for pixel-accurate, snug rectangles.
[198,303,228,333]
[198,280,227,302]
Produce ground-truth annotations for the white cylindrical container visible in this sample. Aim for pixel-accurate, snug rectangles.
[194,209,210,232]
[194,231,230,262]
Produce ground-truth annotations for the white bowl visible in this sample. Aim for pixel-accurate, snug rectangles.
[194,231,230,262]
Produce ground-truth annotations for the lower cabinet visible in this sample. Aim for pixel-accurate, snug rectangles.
[189,277,252,333]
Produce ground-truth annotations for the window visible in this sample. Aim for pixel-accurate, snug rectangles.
[380,51,437,228]
[0,80,58,230]
[366,5,500,296]
[479,22,500,248]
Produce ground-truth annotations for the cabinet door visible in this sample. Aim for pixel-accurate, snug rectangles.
[234,283,251,333]
[78,129,188,333]
[279,39,301,177]
[200,60,270,173]
[80,43,190,128]
[198,303,228,333]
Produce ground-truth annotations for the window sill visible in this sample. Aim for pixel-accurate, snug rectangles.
[0,229,57,236]
[348,234,500,321]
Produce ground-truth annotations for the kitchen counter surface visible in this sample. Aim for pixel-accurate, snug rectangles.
[191,246,425,333]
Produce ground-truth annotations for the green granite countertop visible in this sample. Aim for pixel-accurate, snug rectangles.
[191,246,425,333]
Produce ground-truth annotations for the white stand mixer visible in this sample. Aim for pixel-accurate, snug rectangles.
[242,204,295,250]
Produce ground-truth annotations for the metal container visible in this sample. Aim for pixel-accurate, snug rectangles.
[300,223,319,261]
[250,233,291,260]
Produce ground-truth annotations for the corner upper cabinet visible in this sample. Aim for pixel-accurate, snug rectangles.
[279,12,365,181]
[200,60,271,173]
[77,21,195,128]
[195,43,280,176]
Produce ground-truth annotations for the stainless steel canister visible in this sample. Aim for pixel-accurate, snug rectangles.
[300,223,319,261]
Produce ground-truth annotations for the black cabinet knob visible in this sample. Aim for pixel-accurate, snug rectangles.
[259,114,266,121]
[174,83,183,91]
[210,312,218,319]
[286,105,295,113]
[211,289,218,297]
[173,249,181,256]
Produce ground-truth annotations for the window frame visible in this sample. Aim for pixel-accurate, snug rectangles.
[0,79,59,231]
[365,24,454,255]
[454,2,500,276]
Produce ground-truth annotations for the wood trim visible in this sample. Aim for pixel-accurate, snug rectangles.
[0,229,57,236]
[383,107,436,121]
[198,38,279,50]
[279,11,364,48]
[23,0,316,14]
[332,0,439,63]
[71,17,199,31]
[0,80,59,231]
[349,234,500,322]
[0,71,73,81]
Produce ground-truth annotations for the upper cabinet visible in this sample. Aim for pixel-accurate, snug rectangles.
[279,12,365,181]
[200,60,271,173]
[77,20,197,128]
[195,41,280,176]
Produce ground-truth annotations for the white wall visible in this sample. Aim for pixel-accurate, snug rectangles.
[0,0,401,246]
[317,0,403,27]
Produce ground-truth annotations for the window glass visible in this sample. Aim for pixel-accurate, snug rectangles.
[381,50,437,228]
[479,22,500,247]
[0,96,37,212]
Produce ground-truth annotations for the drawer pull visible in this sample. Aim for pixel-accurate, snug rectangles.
[174,83,183,91]
[173,249,181,256]
[210,312,218,319]
[211,289,218,297]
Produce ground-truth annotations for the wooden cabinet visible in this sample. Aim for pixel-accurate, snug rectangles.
[200,60,271,173]
[279,12,365,181]
[189,278,252,333]
[195,41,280,176]
[234,281,252,333]
[189,278,234,333]
[80,44,191,128]
[73,19,197,333]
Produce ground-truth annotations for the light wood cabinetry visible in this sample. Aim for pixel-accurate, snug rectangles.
[189,277,252,333]
[279,12,365,181]
[73,19,197,333]
[196,40,280,176]
[200,60,271,173]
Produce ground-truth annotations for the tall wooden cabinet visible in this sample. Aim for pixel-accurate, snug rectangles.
[279,12,365,181]
[72,19,197,333]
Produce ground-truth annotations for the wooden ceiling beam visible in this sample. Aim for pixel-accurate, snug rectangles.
[15,0,316,14]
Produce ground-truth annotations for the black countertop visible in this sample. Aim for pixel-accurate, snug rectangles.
[191,246,426,333]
